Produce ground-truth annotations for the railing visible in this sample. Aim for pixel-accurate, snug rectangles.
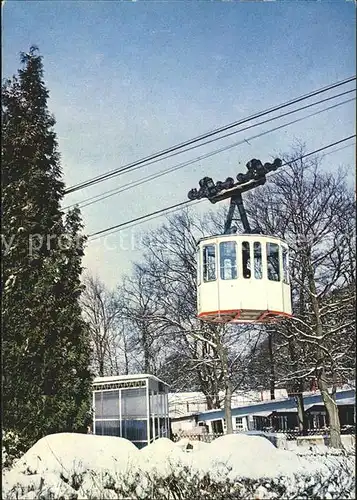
[172,425,355,443]
[172,432,224,443]
[282,429,329,441]
[276,425,355,440]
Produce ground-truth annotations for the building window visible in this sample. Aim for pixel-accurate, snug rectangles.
[122,419,147,441]
[121,388,147,417]
[253,242,262,279]
[95,420,120,437]
[159,418,168,437]
[242,241,251,279]
[95,392,103,418]
[102,390,120,419]
[212,419,224,434]
[278,415,288,431]
[219,241,237,280]
[203,245,216,282]
[236,417,244,431]
[266,243,280,281]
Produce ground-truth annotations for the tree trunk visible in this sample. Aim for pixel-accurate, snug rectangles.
[197,365,221,410]
[224,379,233,434]
[98,358,104,377]
[318,367,342,448]
[220,344,233,434]
[268,330,275,400]
[296,391,306,435]
[306,260,343,448]
[205,394,220,410]
[123,344,129,375]
[205,394,215,410]
[295,276,306,433]
[142,324,151,373]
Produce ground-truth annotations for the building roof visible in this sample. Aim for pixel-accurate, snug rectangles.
[305,397,356,409]
[244,410,272,418]
[168,389,288,404]
[92,373,169,386]
[197,388,355,422]
[336,397,355,406]
[167,389,289,419]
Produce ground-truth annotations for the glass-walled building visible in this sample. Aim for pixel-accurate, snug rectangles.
[92,374,170,449]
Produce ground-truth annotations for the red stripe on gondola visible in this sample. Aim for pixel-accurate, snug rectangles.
[198,310,292,321]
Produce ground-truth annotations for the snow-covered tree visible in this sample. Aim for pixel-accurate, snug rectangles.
[245,146,356,447]
[120,265,167,375]
[81,273,128,376]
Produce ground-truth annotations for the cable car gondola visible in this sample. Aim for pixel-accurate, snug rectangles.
[188,158,292,324]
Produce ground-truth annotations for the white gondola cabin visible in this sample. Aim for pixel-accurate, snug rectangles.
[189,156,293,324]
[196,233,292,323]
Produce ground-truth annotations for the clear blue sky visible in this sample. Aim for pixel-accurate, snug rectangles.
[3,1,356,288]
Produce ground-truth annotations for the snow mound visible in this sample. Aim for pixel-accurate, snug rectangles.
[2,432,139,499]
[209,433,276,452]
[2,433,355,499]
[139,437,190,475]
[191,433,315,480]
[140,437,176,456]
[10,432,138,475]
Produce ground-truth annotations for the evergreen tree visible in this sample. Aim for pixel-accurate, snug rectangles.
[2,46,92,458]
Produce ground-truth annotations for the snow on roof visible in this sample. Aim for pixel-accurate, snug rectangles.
[307,397,355,407]
[197,388,355,421]
[336,397,355,405]
[244,410,272,417]
[260,397,355,415]
[168,390,274,419]
[274,407,307,413]
[92,373,169,386]
[168,389,287,405]
[271,404,319,413]
[197,394,291,416]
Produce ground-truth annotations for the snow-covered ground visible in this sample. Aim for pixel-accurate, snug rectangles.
[2,433,355,499]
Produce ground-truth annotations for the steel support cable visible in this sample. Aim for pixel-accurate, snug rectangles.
[65,95,355,211]
[64,76,356,195]
[87,135,356,241]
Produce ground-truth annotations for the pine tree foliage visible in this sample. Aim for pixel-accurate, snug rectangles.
[2,46,92,457]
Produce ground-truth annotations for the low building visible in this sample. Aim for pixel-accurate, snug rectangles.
[92,374,170,449]
[168,389,289,433]
[196,388,355,435]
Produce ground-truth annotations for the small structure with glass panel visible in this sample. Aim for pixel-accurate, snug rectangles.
[197,233,292,323]
[92,374,170,449]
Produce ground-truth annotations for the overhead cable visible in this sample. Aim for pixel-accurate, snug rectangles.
[64,76,356,195]
[65,94,355,211]
[87,135,355,241]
